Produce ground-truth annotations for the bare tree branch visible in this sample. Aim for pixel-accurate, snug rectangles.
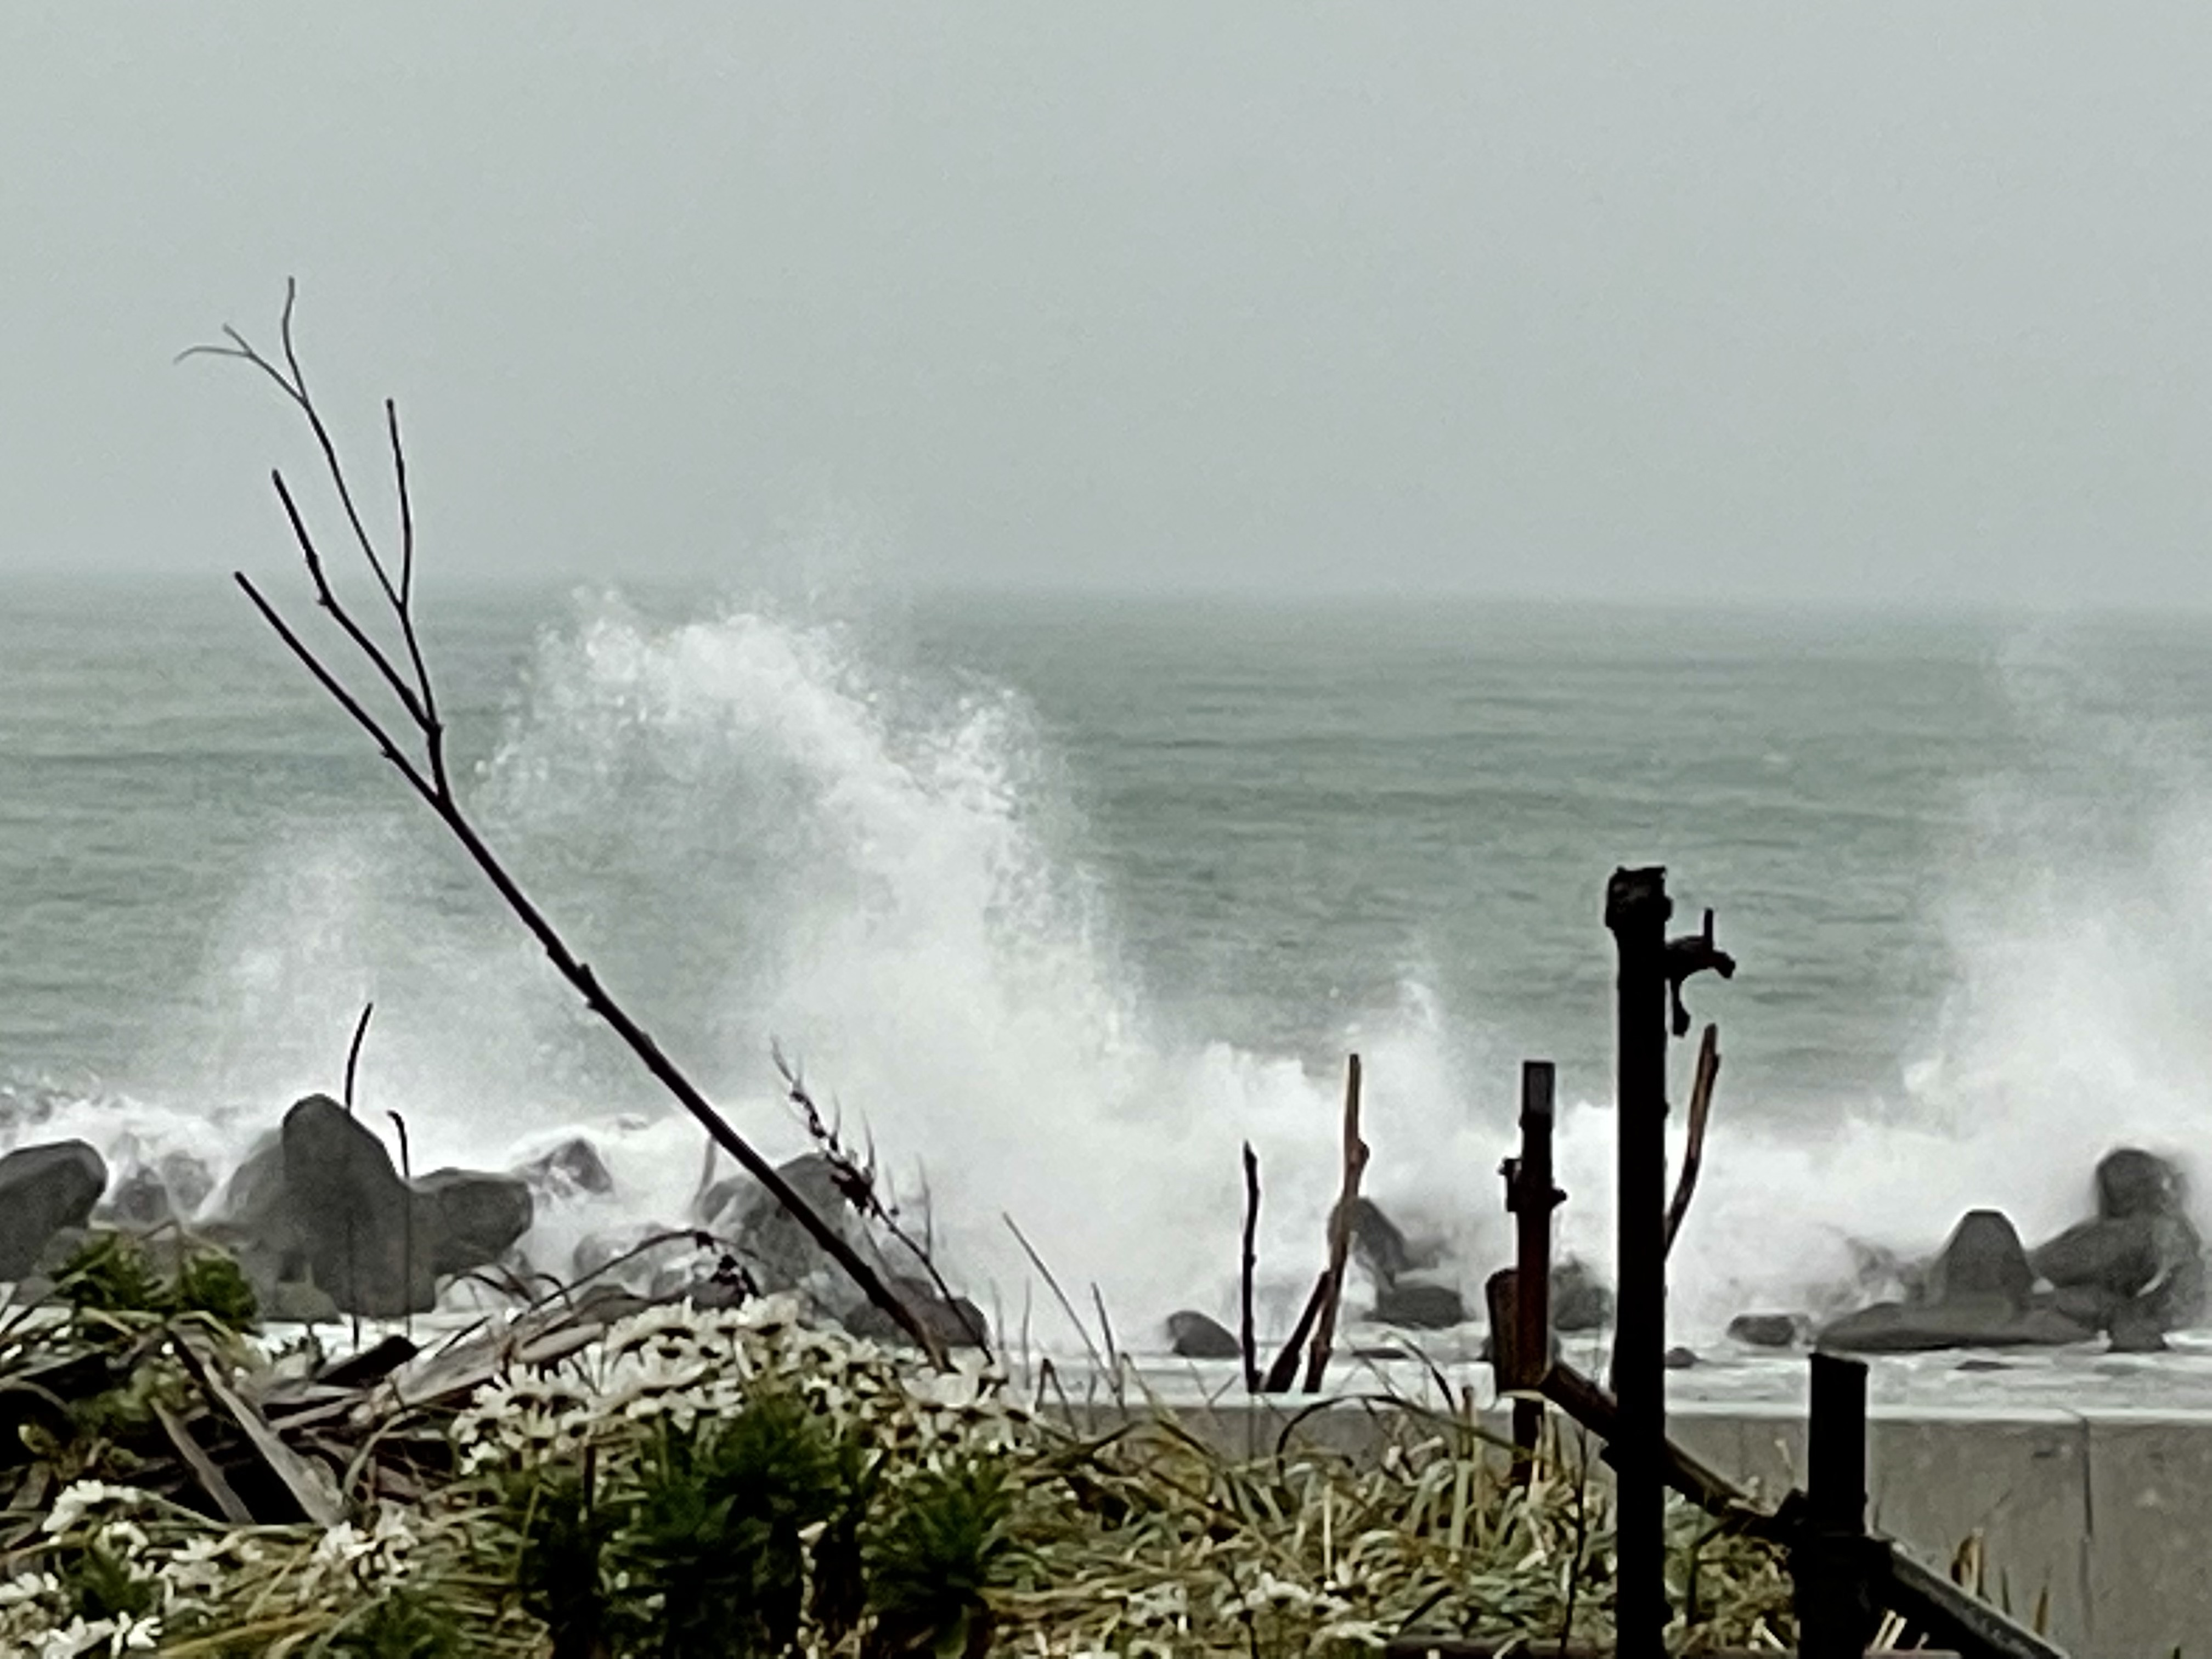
[200,286,950,1367]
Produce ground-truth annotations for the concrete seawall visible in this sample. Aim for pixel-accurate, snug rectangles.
[1069,1391,2211,1659]
[1670,1403,2210,1659]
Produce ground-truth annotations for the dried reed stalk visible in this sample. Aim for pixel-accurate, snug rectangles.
[1664,1022,1722,1258]
[1303,1052,1368,1393]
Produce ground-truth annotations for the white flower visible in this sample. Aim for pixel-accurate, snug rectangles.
[42,1481,143,1536]
[311,1508,416,1585]
[315,1521,370,1566]
[903,1350,997,1413]
[93,1520,149,1555]
[32,1617,114,1659]
[0,1570,61,1610]
[105,1612,159,1654]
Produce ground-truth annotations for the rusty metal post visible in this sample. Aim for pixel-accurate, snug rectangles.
[1798,1352,1879,1659]
[1605,867,1672,1659]
[1499,1059,1558,1477]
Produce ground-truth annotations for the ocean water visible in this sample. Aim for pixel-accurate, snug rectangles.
[5,574,2212,1348]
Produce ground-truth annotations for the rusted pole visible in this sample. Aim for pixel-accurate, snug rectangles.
[1605,866,1672,1659]
[1500,1059,1558,1478]
[1798,1352,1878,1659]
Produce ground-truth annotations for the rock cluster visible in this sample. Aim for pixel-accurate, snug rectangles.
[205,1095,534,1318]
[1349,1198,1469,1329]
[1804,1148,2205,1356]
[2032,1148,2204,1351]
[1814,1210,2095,1353]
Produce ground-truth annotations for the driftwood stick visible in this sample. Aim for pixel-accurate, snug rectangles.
[1262,1272,1329,1394]
[204,292,949,1365]
[177,1339,341,1527]
[1239,1142,1262,1394]
[151,1399,253,1525]
[1302,1053,1368,1393]
[1664,1022,1721,1259]
[1538,1362,1767,1528]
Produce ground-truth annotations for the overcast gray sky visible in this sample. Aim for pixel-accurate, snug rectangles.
[5,4,2212,606]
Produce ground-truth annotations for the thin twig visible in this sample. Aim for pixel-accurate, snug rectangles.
[1090,1283,1121,1387]
[1002,1214,1105,1381]
[1239,1142,1261,1395]
[381,398,443,791]
[1558,1419,1592,1656]
[271,470,429,731]
[1664,1023,1722,1258]
[388,1111,414,1344]
[1303,1053,1368,1393]
[780,1050,990,1356]
[342,1003,374,1115]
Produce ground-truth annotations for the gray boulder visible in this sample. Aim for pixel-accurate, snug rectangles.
[2032,1148,2205,1339]
[280,1098,436,1316]
[572,1223,697,1291]
[0,1141,108,1279]
[2097,1148,2183,1218]
[211,1097,533,1317]
[1818,1210,2095,1354]
[1166,1310,1242,1359]
[1347,1199,1441,1288]
[1727,1312,1808,1349]
[101,1167,174,1228]
[1551,1257,1613,1332]
[413,1169,535,1278]
[96,1150,216,1230]
[709,1154,870,1293]
[840,1274,990,1351]
[698,1155,992,1350]
[1372,1280,1467,1329]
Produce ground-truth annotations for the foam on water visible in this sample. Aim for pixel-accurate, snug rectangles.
[9,596,2212,1348]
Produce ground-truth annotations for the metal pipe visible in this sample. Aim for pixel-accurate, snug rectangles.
[1799,1352,1876,1659]
[1605,865,1673,1659]
[1508,1059,1557,1474]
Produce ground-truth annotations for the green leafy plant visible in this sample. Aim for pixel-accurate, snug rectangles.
[620,1393,869,1658]
[58,1539,159,1626]
[864,1459,1016,1658]
[57,1231,170,1319]
[54,1231,258,1333]
[507,1464,618,1659]
[174,1249,259,1329]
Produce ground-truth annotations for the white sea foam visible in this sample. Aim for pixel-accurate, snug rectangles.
[10,599,2212,1351]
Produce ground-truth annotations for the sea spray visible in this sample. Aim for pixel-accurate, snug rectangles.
[7,596,2212,1346]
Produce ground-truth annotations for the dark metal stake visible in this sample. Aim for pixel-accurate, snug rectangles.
[1500,1059,1559,1479]
[1798,1352,1880,1659]
[1605,867,1673,1659]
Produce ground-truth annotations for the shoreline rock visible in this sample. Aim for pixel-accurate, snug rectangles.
[0,1141,107,1280]
[206,1096,534,1318]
